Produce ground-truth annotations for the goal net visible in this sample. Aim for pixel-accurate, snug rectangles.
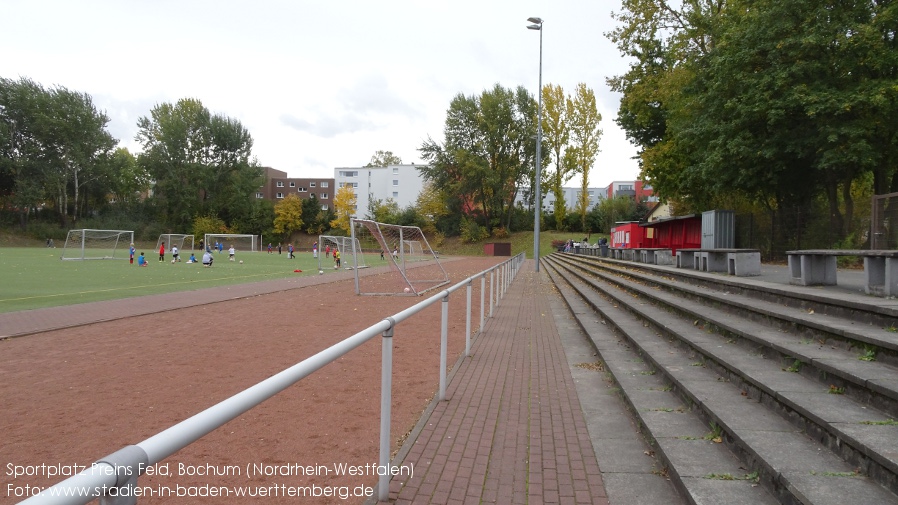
[317,235,368,271]
[204,234,258,253]
[351,219,449,296]
[61,229,134,260]
[156,234,195,254]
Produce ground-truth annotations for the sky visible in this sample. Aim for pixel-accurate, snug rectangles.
[2,0,641,188]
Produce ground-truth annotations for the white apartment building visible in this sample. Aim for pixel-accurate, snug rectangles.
[515,186,606,213]
[334,164,426,218]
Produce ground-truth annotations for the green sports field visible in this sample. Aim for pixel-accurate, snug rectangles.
[0,247,345,313]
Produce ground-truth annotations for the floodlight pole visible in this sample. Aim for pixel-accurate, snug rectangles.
[528,17,544,272]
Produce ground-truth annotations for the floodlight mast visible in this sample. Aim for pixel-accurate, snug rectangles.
[527,16,543,272]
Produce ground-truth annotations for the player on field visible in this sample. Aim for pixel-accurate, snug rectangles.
[159,241,165,262]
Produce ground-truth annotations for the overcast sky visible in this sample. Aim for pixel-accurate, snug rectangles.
[3,0,641,187]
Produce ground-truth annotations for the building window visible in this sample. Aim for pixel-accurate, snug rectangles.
[392,192,399,198]
[321,204,328,210]
[256,192,263,199]
[620,184,633,191]
[276,181,284,187]
[276,192,284,199]
[392,179,399,186]
[289,182,296,187]
[321,182,329,188]
[298,187,306,192]
[339,170,358,177]
[321,193,328,199]
[310,182,316,188]
[392,167,399,174]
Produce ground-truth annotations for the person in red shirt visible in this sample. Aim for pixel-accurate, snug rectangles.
[159,242,165,262]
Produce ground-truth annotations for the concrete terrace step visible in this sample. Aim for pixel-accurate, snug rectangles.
[560,254,898,359]
[546,264,779,505]
[579,254,898,328]
[543,255,898,505]
[547,254,898,496]
[553,254,898,417]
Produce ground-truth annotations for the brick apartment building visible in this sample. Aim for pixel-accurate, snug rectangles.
[257,167,335,210]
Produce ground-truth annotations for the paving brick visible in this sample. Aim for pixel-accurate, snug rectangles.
[386,265,609,503]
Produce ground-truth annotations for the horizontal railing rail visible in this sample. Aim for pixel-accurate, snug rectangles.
[19,253,526,505]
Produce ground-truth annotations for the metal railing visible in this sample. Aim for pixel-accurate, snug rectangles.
[19,253,526,505]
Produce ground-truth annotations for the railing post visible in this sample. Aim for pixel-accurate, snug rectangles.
[501,262,506,297]
[480,275,486,333]
[378,317,396,502]
[439,294,449,401]
[465,280,473,357]
[489,271,495,318]
[495,267,500,307]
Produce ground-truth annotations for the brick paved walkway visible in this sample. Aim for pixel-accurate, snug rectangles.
[385,266,608,504]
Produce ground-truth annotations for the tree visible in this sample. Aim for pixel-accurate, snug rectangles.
[365,150,403,167]
[541,84,572,227]
[366,197,400,223]
[607,0,727,205]
[419,84,536,234]
[273,193,304,238]
[0,77,117,226]
[415,182,449,234]
[330,183,357,234]
[566,83,603,232]
[136,98,262,230]
[106,148,150,207]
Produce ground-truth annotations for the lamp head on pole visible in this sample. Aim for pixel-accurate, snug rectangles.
[527,16,542,30]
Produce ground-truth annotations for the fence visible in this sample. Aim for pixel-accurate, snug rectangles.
[733,198,877,260]
[18,253,527,505]
[872,192,898,250]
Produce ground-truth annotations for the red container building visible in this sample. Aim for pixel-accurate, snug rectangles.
[639,214,702,254]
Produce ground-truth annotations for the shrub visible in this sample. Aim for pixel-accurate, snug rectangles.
[460,218,489,243]
[491,227,509,239]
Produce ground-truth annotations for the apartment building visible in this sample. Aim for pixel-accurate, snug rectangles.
[257,167,334,210]
[334,164,426,218]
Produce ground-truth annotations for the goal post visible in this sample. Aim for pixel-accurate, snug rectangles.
[203,234,259,253]
[351,219,449,296]
[317,235,368,271]
[60,229,134,260]
[156,234,195,253]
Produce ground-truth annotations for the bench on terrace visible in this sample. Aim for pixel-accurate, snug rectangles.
[609,248,637,261]
[676,248,761,277]
[786,249,898,296]
[632,248,674,266]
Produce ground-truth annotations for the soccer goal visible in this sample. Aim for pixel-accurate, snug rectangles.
[351,219,449,296]
[156,234,195,254]
[60,229,134,260]
[203,234,259,253]
[317,235,368,271]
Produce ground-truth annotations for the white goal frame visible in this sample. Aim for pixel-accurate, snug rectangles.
[60,229,134,261]
[351,219,449,296]
[203,234,259,252]
[156,234,195,254]
[317,235,368,271]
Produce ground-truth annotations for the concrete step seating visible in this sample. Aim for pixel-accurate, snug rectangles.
[542,252,898,505]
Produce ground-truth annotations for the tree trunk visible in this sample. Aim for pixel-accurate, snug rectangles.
[825,178,844,243]
[841,179,854,241]
[73,166,79,223]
